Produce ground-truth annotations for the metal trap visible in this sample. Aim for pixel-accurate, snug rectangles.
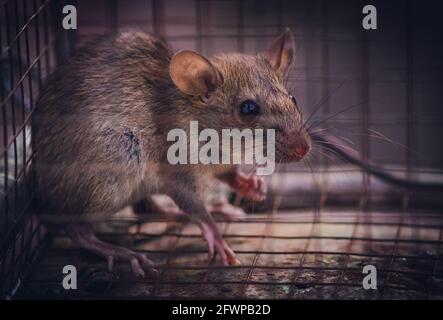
[1,0,443,299]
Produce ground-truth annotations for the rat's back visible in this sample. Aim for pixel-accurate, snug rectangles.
[32,32,173,219]
[36,32,173,117]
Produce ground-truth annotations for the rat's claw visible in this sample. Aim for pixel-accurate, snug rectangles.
[130,258,145,278]
[224,244,241,265]
[214,238,241,266]
[245,176,266,201]
[107,256,114,273]
[139,253,154,269]
[66,224,158,279]
[257,177,267,200]
[104,251,158,278]
[200,222,240,265]
[228,173,267,202]
[147,267,159,279]
[137,253,159,279]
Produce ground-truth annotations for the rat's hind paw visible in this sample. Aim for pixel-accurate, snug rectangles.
[200,223,241,266]
[107,251,158,279]
[206,201,246,221]
[66,223,158,279]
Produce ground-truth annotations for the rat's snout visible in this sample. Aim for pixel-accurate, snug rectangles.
[294,142,310,160]
[290,131,311,161]
[274,124,311,162]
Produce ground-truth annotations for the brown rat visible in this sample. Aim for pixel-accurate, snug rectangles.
[32,29,311,277]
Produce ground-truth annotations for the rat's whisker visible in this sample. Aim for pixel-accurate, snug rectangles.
[313,139,359,154]
[302,80,345,130]
[306,96,392,132]
[311,145,356,187]
[277,158,283,172]
[328,134,356,146]
[365,128,412,151]
[308,127,336,135]
[317,126,418,156]
[303,157,321,194]
[307,103,361,132]
[312,144,350,163]
[344,131,402,147]
[313,149,335,162]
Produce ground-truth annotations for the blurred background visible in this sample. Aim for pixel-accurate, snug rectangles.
[74,0,443,170]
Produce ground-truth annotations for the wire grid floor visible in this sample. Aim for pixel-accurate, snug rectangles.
[15,207,443,300]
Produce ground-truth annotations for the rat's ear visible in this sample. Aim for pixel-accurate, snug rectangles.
[265,28,295,78]
[170,50,223,99]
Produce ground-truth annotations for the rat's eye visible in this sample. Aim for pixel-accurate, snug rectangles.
[290,95,297,106]
[239,100,260,116]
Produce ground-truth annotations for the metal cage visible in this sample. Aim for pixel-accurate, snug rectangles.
[0,0,75,298]
[1,0,443,299]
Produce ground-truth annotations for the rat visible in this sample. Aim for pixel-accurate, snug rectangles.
[32,28,311,278]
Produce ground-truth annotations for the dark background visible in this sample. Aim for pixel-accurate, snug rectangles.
[69,0,443,174]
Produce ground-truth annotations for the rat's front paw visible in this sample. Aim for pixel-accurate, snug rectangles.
[228,173,267,202]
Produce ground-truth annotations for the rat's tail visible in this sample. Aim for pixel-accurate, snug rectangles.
[311,131,443,194]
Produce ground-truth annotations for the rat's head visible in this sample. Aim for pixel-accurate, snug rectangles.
[169,28,310,164]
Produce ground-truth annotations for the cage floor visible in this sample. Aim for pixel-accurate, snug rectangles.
[16,209,443,299]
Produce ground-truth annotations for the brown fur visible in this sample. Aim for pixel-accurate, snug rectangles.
[33,31,309,224]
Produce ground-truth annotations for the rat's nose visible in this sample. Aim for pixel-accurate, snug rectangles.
[294,144,310,159]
